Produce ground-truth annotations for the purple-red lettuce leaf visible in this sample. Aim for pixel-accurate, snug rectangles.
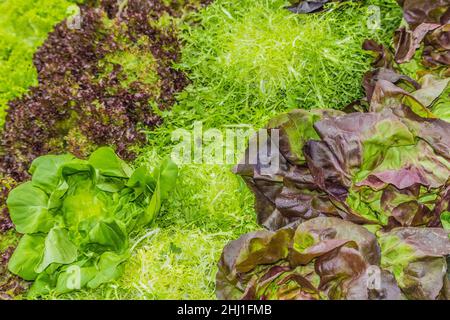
[237,100,450,230]
[307,104,450,227]
[234,109,344,231]
[216,217,403,300]
[286,0,334,14]
[379,227,450,299]
[392,0,450,71]
[394,23,441,64]
[423,24,450,71]
[396,0,450,28]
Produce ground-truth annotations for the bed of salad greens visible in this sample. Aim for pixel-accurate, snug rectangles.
[0,0,449,300]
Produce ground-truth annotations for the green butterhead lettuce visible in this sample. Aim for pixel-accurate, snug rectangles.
[7,147,178,297]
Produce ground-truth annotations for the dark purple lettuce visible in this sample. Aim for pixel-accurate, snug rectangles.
[0,0,211,183]
[286,0,352,14]
[234,109,347,230]
[392,0,450,73]
[216,217,450,300]
[0,177,16,233]
[0,247,29,300]
[216,217,445,300]
[235,98,450,230]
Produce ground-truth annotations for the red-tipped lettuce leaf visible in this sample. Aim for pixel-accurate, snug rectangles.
[379,227,450,299]
[216,217,404,300]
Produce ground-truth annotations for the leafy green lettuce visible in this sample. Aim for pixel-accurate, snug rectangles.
[6,147,177,297]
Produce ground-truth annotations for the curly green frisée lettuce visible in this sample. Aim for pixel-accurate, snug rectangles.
[6,147,177,297]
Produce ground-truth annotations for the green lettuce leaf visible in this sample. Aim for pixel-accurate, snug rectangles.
[140,158,178,226]
[35,228,78,273]
[8,234,45,281]
[86,252,127,289]
[88,147,133,178]
[441,211,450,229]
[29,154,75,194]
[88,220,128,253]
[7,147,178,296]
[431,83,450,122]
[6,182,55,233]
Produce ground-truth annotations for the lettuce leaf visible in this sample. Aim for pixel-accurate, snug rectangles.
[7,147,178,297]
[379,227,450,299]
[236,99,450,230]
[393,0,450,72]
[216,217,450,300]
[234,109,345,230]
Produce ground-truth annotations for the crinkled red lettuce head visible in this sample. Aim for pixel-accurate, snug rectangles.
[217,217,450,300]
[235,90,450,230]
